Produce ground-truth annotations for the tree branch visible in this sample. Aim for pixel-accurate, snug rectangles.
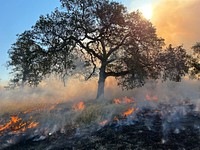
[100,39,107,58]
[71,36,103,60]
[107,33,129,58]
[106,58,116,64]
[106,70,129,77]
[86,53,97,80]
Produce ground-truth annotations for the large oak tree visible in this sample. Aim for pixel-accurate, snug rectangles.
[8,0,189,99]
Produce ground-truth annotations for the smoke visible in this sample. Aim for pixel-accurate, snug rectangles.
[0,77,96,113]
[1,76,200,148]
[1,76,200,114]
[1,0,200,113]
[152,0,200,50]
[106,77,200,104]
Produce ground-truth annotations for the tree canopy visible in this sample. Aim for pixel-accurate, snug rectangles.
[7,31,48,88]
[189,42,200,79]
[7,0,189,98]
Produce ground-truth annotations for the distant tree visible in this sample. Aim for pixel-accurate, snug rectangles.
[7,31,50,88]
[158,44,189,82]
[7,0,189,99]
[189,42,200,78]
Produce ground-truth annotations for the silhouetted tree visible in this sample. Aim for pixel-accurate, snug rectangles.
[7,31,49,88]
[189,42,200,78]
[8,0,189,99]
[158,44,189,82]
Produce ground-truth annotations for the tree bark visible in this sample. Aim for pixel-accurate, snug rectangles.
[96,65,106,99]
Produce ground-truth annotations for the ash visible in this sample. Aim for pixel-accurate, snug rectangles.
[2,100,200,150]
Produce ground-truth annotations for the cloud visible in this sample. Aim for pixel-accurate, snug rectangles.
[152,0,200,50]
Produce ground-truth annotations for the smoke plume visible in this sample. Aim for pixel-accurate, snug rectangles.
[152,0,200,50]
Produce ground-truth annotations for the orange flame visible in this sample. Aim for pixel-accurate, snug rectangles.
[114,97,135,104]
[123,108,135,117]
[0,116,21,132]
[0,115,39,133]
[28,122,39,129]
[73,102,85,110]
[123,97,135,103]
[11,116,22,123]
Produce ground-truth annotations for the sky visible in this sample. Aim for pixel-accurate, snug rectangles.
[0,0,200,83]
[0,0,60,82]
[152,0,200,49]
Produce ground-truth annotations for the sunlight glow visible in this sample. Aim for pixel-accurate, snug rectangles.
[140,4,153,20]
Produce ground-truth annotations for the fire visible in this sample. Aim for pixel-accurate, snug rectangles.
[123,97,135,103]
[113,97,137,119]
[73,102,85,110]
[123,108,135,117]
[10,116,21,123]
[28,122,39,129]
[0,116,21,132]
[114,98,121,104]
[114,97,135,104]
[146,94,158,101]
[0,115,39,133]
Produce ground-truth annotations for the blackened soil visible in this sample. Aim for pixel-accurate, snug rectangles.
[3,103,200,150]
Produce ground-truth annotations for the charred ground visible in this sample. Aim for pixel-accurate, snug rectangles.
[1,99,200,150]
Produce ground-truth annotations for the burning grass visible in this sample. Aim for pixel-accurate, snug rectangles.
[0,96,200,149]
[0,97,138,148]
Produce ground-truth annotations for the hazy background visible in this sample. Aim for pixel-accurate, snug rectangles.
[152,0,200,50]
[0,0,200,111]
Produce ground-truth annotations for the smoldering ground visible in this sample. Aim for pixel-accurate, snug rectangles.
[1,76,200,113]
[1,77,200,149]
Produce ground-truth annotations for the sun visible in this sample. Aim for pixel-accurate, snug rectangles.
[140,4,153,20]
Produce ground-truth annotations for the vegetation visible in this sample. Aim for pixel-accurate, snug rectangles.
[7,31,49,88]
[189,42,200,79]
[7,0,189,99]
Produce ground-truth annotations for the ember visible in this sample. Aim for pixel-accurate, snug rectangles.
[72,102,85,110]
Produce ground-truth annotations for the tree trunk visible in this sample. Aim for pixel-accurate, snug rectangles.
[96,66,106,99]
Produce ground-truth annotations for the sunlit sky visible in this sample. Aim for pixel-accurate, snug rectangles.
[1,0,200,83]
